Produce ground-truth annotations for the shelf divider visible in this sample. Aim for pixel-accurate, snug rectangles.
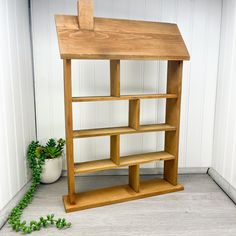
[129,99,140,130]
[110,135,120,165]
[129,165,140,192]
[110,60,120,97]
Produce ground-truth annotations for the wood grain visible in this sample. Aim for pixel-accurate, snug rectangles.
[55,15,190,60]
[164,61,183,185]
[74,159,116,174]
[63,178,184,212]
[73,124,176,138]
[120,151,174,166]
[72,94,178,102]
[110,60,120,97]
[77,0,94,30]
[74,151,174,174]
[110,135,120,165]
[129,165,140,192]
[63,59,75,204]
[129,99,140,130]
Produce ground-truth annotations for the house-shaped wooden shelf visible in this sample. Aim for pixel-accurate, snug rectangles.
[55,0,190,213]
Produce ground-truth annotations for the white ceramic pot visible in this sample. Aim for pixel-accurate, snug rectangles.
[40,157,62,184]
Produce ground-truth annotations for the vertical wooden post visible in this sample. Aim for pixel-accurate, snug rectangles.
[110,60,120,97]
[164,61,183,185]
[110,135,120,165]
[63,59,76,204]
[129,165,140,192]
[77,0,94,30]
[110,60,120,165]
[129,99,140,130]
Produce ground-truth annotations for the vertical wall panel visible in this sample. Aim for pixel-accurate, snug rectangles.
[31,0,222,169]
[212,0,236,189]
[0,0,36,210]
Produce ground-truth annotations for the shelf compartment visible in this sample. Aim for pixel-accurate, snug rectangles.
[72,94,177,102]
[74,159,116,174]
[73,126,134,138]
[120,151,174,166]
[73,123,176,138]
[63,178,184,212]
[74,151,174,174]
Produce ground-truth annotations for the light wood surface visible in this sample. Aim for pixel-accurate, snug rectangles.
[119,151,175,166]
[129,99,140,130]
[63,59,75,204]
[129,165,140,192]
[72,93,177,102]
[74,159,116,174]
[74,151,174,174]
[63,178,184,212]
[110,135,120,165]
[77,0,94,30]
[74,126,134,138]
[110,60,120,97]
[73,123,176,138]
[138,124,175,132]
[164,61,183,185]
[55,15,190,60]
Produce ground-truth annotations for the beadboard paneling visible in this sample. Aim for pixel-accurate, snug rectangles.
[0,0,36,211]
[31,0,222,169]
[212,0,236,189]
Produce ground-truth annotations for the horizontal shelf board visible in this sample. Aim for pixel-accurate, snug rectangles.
[63,178,184,212]
[120,151,175,166]
[73,124,176,138]
[74,159,116,174]
[73,126,134,138]
[72,94,177,102]
[138,124,176,132]
[74,151,174,174]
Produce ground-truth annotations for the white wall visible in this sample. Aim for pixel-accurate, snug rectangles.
[31,0,222,169]
[212,0,236,189]
[0,0,36,211]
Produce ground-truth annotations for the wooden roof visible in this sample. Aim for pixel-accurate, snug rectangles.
[55,15,190,60]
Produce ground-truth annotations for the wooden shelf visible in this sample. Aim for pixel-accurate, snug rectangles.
[73,123,176,138]
[138,124,175,132]
[55,16,190,60]
[63,178,184,212]
[72,94,177,102]
[74,151,175,174]
[58,1,186,212]
[73,126,134,138]
[120,151,174,166]
[74,159,116,174]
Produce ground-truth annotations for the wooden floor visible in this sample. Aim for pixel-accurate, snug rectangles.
[1,174,236,236]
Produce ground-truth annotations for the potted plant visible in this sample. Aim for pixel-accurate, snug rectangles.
[35,138,65,184]
[8,139,71,234]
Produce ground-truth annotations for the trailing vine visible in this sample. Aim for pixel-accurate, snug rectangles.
[8,141,71,234]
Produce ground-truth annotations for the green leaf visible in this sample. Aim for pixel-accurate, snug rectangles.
[8,139,70,234]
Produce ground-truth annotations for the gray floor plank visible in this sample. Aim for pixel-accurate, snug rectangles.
[1,174,236,236]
